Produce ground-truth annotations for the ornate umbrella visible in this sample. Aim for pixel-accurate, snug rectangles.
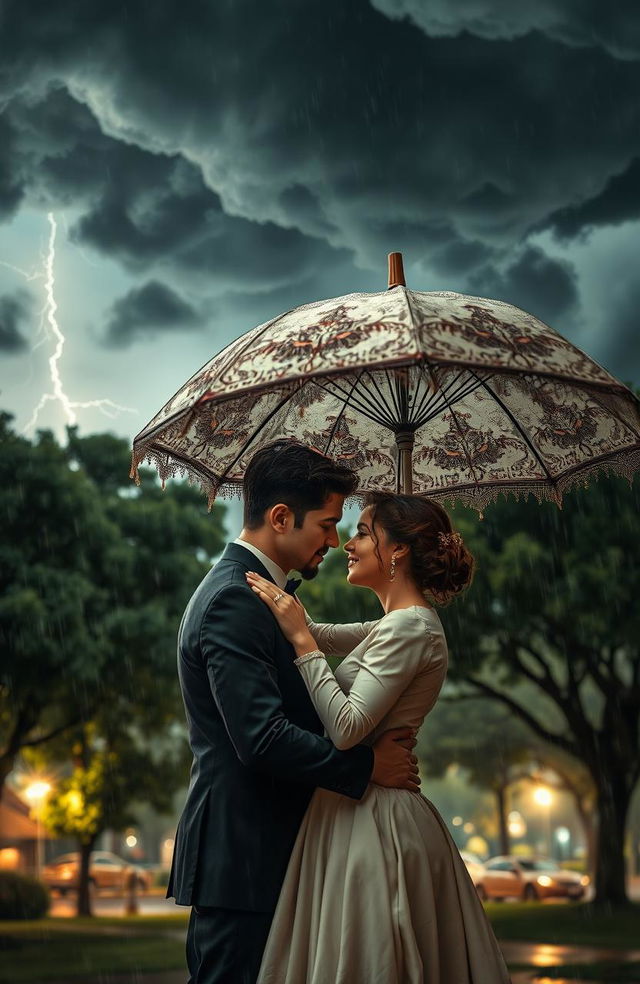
[131,254,640,511]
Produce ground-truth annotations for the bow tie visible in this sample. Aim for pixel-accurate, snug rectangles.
[285,577,302,595]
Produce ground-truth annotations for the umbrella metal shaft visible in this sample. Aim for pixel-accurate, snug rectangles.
[395,430,414,494]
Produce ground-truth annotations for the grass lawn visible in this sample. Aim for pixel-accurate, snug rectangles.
[486,901,640,949]
[1,905,639,982]
[0,915,188,983]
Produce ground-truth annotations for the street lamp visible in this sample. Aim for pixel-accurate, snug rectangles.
[24,781,52,879]
[533,786,553,857]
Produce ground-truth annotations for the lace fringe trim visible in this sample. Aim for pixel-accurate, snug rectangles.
[130,443,640,514]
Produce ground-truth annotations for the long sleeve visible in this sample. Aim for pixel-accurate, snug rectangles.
[296,609,431,750]
[305,613,380,658]
[202,584,373,797]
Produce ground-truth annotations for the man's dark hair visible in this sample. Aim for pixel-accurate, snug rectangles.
[243,440,358,529]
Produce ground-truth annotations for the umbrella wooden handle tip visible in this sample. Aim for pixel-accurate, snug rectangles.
[388,252,406,289]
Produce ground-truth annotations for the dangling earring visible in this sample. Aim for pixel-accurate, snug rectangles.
[389,555,397,581]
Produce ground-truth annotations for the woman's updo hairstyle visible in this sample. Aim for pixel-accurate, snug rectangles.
[364,492,474,605]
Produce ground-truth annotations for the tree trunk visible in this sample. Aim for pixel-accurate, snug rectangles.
[0,705,39,799]
[0,755,14,801]
[575,798,597,882]
[494,784,510,855]
[592,772,632,906]
[76,838,96,917]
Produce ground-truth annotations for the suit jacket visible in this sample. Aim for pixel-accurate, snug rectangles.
[167,542,374,912]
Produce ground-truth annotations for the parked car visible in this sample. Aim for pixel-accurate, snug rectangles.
[42,851,151,895]
[460,851,488,900]
[481,855,589,902]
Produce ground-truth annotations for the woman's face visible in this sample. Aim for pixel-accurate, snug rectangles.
[344,507,394,589]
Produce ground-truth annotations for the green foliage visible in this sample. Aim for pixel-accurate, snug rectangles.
[0,872,50,920]
[0,412,226,790]
[0,413,226,913]
[419,697,532,789]
[439,480,640,903]
[39,727,188,847]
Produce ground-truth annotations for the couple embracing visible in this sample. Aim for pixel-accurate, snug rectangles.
[167,440,511,984]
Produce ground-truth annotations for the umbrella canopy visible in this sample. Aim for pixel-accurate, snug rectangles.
[131,254,640,511]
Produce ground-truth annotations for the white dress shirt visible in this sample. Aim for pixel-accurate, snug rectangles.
[233,538,288,590]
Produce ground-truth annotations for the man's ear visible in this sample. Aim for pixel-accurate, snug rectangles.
[268,502,292,533]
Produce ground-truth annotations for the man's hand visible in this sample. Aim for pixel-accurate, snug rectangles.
[371,727,420,792]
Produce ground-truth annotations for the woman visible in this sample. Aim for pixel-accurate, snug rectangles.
[246,492,511,984]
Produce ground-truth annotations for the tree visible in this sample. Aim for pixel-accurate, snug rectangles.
[38,721,188,915]
[1,415,227,911]
[419,698,533,855]
[443,477,640,905]
[420,695,598,863]
[1,414,119,792]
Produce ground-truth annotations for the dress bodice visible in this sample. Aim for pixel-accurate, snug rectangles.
[304,607,448,748]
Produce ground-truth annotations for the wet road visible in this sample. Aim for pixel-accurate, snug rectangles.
[49,891,185,918]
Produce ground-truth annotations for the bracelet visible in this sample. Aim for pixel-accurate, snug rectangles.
[294,649,325,666]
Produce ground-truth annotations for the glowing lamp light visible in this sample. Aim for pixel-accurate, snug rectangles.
[556,827,570,845]
[533,787,553,807]
[507,810,526,838]
[126,835,138,848]
[463,822,475,834]
[0,848,20,869]
[24,781,52,804]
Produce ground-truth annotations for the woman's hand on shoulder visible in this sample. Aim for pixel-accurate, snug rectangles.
[245,571,316,656]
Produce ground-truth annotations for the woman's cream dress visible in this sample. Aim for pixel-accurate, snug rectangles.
[257,607,511,984]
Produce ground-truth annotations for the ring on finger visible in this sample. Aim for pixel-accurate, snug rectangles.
[273,592,285,605]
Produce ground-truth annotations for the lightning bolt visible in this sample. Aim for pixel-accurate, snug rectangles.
[23,213,137,432]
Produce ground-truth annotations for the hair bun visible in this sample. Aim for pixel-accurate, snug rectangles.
[433,532,474,604]
[364,492,474,605]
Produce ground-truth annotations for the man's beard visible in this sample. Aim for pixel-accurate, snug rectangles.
[299,564,321,581]
[299,551,327,580]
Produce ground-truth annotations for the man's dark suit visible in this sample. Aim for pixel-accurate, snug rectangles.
[167,542,374,983]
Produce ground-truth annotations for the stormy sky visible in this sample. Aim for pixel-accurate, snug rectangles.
[1,0,639,447]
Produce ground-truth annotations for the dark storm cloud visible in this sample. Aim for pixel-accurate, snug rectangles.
[0,116,24,219]
[0,289,32,352]
[468,247,579,328]
[372,1,640,60]
[546,158,640,239]
[3,86,340,294]
[0,0,639,375]
[102,281,203,347]
[3,1,639,258]
[599,280,640,384]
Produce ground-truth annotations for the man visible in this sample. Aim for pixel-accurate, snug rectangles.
[168,440,420,983]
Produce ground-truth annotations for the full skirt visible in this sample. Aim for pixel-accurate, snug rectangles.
[257,785,511,984]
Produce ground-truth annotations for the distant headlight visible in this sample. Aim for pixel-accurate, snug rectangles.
[580,875,590,886]
[536,875,553,887]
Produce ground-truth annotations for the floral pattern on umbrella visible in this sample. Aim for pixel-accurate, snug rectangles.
[132,286,640,510]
